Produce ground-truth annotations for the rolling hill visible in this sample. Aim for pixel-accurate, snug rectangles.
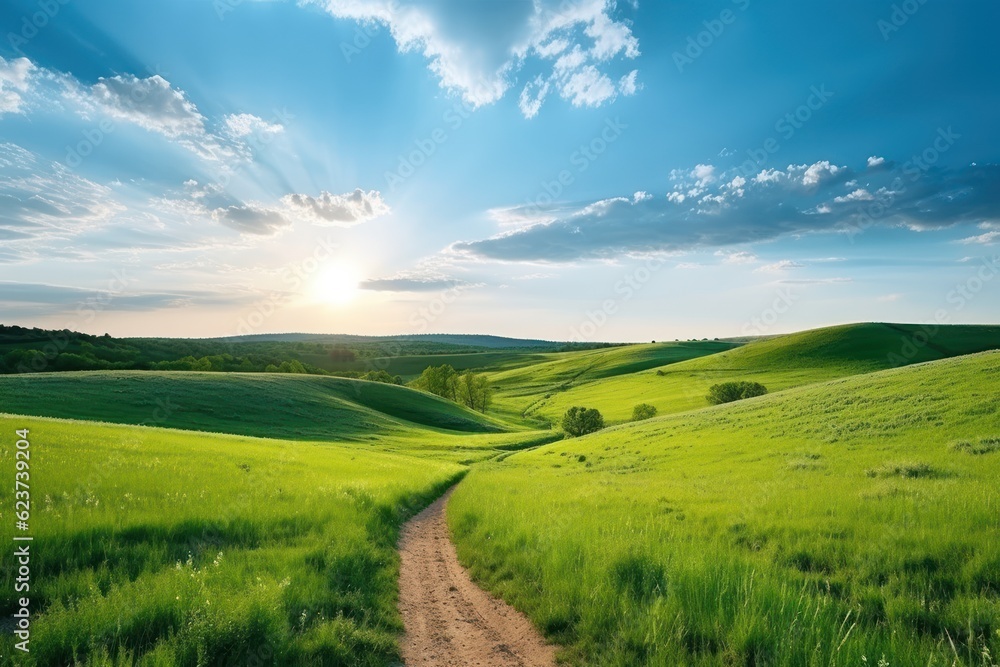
[450,350,1000,666]
[513,322,1000,423]
[0,371,511,441]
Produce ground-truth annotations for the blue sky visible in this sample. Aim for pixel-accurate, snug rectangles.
[1,0,998,341]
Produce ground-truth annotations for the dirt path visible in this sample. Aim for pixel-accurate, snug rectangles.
[397,488,557,667]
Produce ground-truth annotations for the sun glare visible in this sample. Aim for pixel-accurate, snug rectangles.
[313,264,361,306]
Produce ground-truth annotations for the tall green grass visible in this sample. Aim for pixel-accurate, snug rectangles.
[449,351,1000,666]
[0,416,463,665]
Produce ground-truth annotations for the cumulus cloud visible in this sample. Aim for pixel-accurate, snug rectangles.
[66,72,241,162]
[867,156,886,168]
[451,160,1000,262]
[0,57,34,114]
[312,0,639,117]
[281,188,389,226]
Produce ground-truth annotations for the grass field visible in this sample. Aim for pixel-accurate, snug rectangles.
[448,351,1000,666]
[321,350,556,380]
[513,323,1000,424]
[0,415,465,666]
[0,371,512,441]
[487,340,738,423]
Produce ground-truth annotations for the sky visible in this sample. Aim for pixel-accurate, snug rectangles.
[0,0,998,342]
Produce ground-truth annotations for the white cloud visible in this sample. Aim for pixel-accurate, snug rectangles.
[867,156,885,168]
[801,160,843,186]
[223,113,284,138]
[281,188,389,226]
[633,191,652,202]
[755,260,804,273]
[0,57,34,115]
[212,204,290,235]
[716,250,757,265]
[753,168,783,184]
[877,293,902,302]
[618,69,640,96]
[311,0,639,117]
[959,230,1000,245]
[692,164,716,187]
[833,188,874,203]
[70,73,237,162]
[666,191,686,204]
[518,75,550,119]
[560,65,616,107]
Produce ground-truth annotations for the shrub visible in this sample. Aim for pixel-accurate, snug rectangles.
[631,403,657,421]
[706,381,768,405]
[950,437,1000,455]
[562,407,605,437]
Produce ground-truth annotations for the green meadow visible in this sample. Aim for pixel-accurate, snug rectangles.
[506,323,1000,424]
[449,351,1000,666]
[0,416,464,665]
[1,322,999,665]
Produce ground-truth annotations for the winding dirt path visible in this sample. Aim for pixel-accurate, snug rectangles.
[398,488,557,667]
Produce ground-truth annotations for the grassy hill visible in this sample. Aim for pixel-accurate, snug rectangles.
[449,350,1000,666]
[487,340,738,422]
[0,415,464,665]
[518,323,1000,423]
[322,350,555,380]
[0,371,512,441]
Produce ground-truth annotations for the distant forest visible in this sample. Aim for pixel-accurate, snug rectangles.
[0,325,618,378]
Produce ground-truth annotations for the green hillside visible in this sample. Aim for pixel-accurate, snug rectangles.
[519,323,1000,423]
[0,415,464,665]
[487,340,738,422]
[0,371,511,440]
[450,350,1000,666]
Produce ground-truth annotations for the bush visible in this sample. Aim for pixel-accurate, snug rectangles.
[631,403,657,421]
[562,407,605,437]
[707,381,768,405]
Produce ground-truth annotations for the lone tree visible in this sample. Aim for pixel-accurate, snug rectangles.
[631,403,657,421]
[707,381,768,405]
[562,407,605,437]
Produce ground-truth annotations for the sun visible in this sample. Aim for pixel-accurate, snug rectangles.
[312,264,361,306]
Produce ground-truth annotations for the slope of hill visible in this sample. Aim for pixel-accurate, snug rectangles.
[519,322,1000,423]
[486,340,738,422]
[0,371,511,440]
[450,350,1000,666]
[0,414,464,665]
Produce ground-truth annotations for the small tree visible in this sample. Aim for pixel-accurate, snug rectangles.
[562,407,605,437]
[632,403,657,421]
[707,381,768,405]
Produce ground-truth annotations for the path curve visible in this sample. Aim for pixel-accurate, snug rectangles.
[398,487,557,667]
